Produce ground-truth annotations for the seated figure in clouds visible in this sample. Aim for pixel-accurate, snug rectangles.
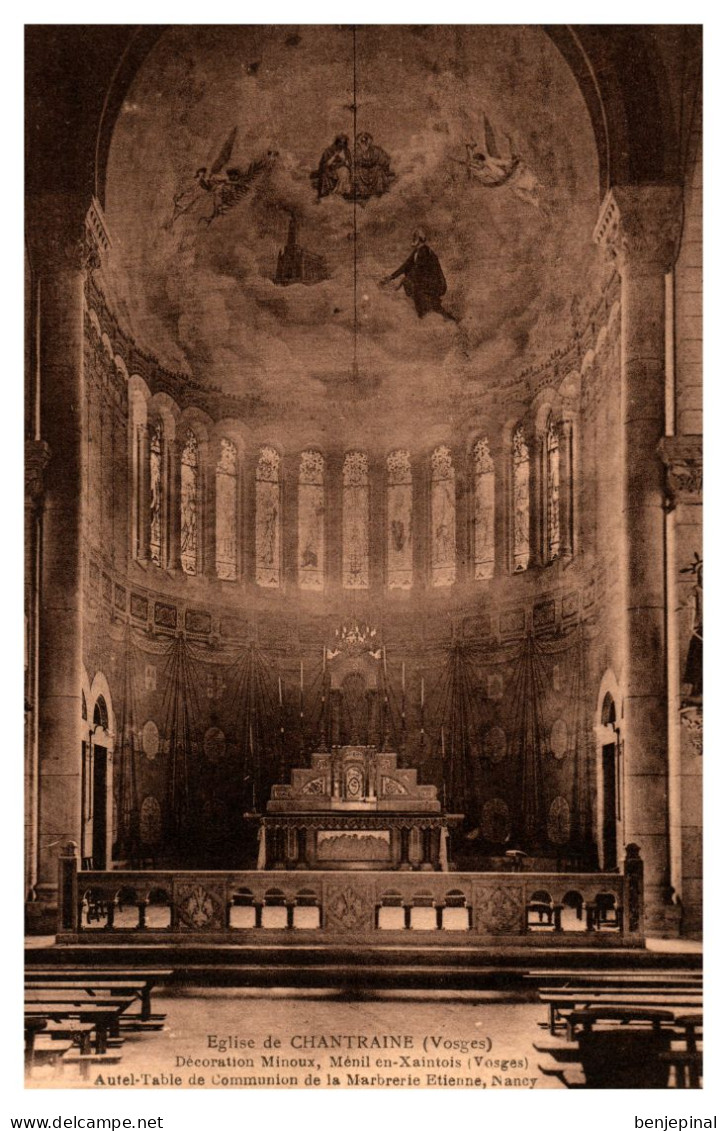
[312,135,352,199]
[352,132,395,199]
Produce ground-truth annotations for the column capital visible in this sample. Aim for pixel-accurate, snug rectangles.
[658,435,703,509]
[594,185,682,274]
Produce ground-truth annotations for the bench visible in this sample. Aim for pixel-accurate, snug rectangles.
[25,980,160,1025]
[540,988,702,1035]
[566,1007,677,1088]
[37,1020,95,1056]
[24,1001,132,1054]
[25,969,172,1022]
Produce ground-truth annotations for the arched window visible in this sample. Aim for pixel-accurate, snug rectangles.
[546,415,560,560]
[256,446,281,587]
[180,429,200,575]
[216,438,238,580]
[299,450,325,590]
[342,451,369,589]
[149,421,163,566]
[473,438,495,580]
[431,445,455,587]
[93,696,109,730]
[512,425,530,572]
[387,450,413,590]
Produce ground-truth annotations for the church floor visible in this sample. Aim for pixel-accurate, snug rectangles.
[28,986,563,1090]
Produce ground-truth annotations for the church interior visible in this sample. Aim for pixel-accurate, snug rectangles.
[24,24,703,1089]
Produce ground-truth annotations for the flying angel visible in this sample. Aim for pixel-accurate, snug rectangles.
[456,113,548,213]
[167,127,278,228]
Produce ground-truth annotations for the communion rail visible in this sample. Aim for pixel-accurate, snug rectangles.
[56,844,644,947]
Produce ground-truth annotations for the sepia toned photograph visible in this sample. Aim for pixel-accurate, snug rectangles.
[24,23,703,1092]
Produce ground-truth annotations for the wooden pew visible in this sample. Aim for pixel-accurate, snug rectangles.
[25,968,172,1022]
[23,1001,132,1054]
[24,1017,47,1074]
[565,1007,676,1088]
[25,980,153,1023]
[540,987,702,1035]
[37,1020,95,1056]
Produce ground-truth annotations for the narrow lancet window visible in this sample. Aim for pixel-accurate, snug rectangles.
[431,445,456,586]
[473,438,495,580]
[149,422,162,566]
[512,425,530,572]
[546,416,560,560]
[216,438,238,580]
[299,450,325,590]
[180,429,199,575]
[387,449,413,589]
[256,446,281,587]
[343,451,369,589]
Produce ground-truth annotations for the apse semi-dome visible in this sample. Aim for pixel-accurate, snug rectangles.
[105,25,600,433]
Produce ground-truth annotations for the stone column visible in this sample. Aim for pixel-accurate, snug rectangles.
[594,185,682,934]
[30,208,94,928]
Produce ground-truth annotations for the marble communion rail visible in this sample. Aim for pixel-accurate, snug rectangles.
[56,844,645,948]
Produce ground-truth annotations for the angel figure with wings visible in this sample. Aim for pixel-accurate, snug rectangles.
[167,127,278,228]
[457,113,548,213]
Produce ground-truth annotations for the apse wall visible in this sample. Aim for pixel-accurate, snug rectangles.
[81,265,625,870]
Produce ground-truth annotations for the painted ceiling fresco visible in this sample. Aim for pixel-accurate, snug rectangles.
[105,25,602,427]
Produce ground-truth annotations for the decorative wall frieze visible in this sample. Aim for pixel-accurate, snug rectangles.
[594,185,683,274]
[25,440,51,508]
[658,435,703,509]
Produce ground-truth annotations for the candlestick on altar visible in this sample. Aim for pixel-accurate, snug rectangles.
[401,661,406,693]
[278,675,283,706]
[300,659,304,692]
[421,675,425,708]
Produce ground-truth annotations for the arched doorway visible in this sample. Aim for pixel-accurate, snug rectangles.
[83,678,115,870]
[594,678,623,872]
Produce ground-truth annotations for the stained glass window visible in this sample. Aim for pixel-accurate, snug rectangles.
[149,422,162,566]
[342,451,369,589]
[216,438,237,580]
[299,450,325,590]
[512,425,530,572]
[256,446,281,587]
[431,445,455,587]
[473,438,495,580]
[180,429,199,575]
[387,450,413,589]
[546,416,560,560]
